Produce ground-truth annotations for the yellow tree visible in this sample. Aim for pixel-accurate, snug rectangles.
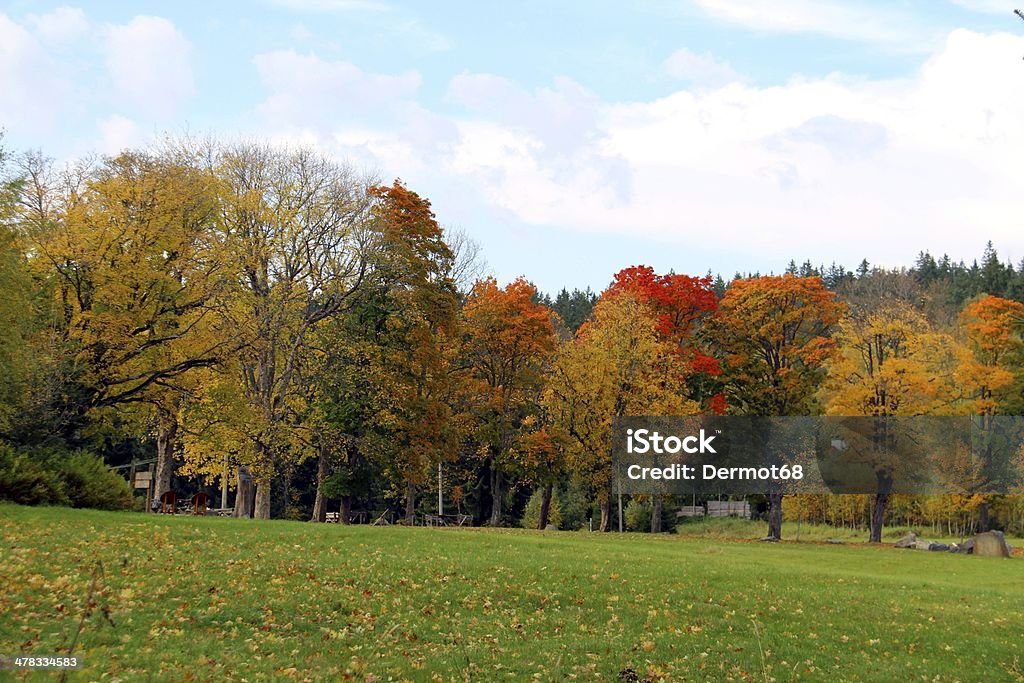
[705,275,844,539]
[546,291,698,532]
[17,150,227,496]
[823,301,974,542]
[191,143,375,519]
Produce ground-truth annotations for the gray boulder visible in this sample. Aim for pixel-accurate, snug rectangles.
[895,532,917,548]
[928,543,950,552]
[973,531,1011,558]
[913,539,933,551]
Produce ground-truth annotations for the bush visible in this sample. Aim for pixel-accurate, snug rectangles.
[625,498,652,532]
[520,488,561,530]
[558,478,595,531]
[53,452,133,510]
[0,442,132,510]
[0,443,68,506]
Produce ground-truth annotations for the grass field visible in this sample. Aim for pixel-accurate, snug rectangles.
[1,505,1022,682]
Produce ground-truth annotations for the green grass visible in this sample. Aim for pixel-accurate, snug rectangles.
[1,505,1022,682]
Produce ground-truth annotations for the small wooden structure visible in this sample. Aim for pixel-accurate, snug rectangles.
[159,491,177,514]
[191,492,210,516]
[371,510,393,526]
[676,506,706,518]
[706,500,750,519]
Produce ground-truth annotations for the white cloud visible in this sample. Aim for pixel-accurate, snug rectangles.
[446,74,602,155]
[96,114,146,155]
[0,12,77,133]
[27,7,88,43]
[663,47,743,86]
[105,16,194,118]
[439,29,1024,267]
[239,28,1024,272]
[690,0,936,48]
[254,50,421,127]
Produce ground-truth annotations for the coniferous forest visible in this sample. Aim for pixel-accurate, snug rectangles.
[3,137,1024,542]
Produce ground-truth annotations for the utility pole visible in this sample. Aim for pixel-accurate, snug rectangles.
[222,455,229,510]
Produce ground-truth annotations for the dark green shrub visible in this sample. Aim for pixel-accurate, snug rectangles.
[0,442,132,510]
[625,498,653,532]
[0,442,69,506]
[52,452,133,510]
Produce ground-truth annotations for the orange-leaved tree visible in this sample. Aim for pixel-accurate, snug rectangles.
[462,277,558,526]
[706,274,844,539]
[959,295,1024,530]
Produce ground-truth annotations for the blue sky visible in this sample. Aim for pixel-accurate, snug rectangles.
[2,0,1023,293]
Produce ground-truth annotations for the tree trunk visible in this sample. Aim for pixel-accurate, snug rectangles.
[234,467,255,518]
[154,416,178,501]
[489,467,504,526]
[766,493,784,539]
[869,470,893,543]
[538,484,553,529]
[869,492,890,543]
[310,443,330,523]
[651,496,663,533]
[254,481,271,519]
[978,501,990,532]
[599,497,612,532]
[340,495,351,524]
[405,480,416,524]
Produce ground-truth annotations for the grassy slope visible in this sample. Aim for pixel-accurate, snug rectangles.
[1,505,1022,682]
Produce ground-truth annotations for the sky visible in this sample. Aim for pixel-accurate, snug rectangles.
[2,0,1024,293]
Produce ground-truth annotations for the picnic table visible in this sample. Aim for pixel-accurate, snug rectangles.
[423,513,472,527]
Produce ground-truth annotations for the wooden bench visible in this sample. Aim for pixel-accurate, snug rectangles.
[192,493,210,516]
[159,491,177,514]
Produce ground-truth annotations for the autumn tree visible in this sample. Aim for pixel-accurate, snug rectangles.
[182,143,375,519]
[310,180,460,524]
[608,265,723,412]
[824,300,973,542]
[15,150,231,496]
[706,275,844,539]
[959,295,1024,530]
[462,277,557,526]
[605,266,722,525]
[546,291,699,531]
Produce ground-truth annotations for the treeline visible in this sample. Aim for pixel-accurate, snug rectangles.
[1,137,1023,541]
